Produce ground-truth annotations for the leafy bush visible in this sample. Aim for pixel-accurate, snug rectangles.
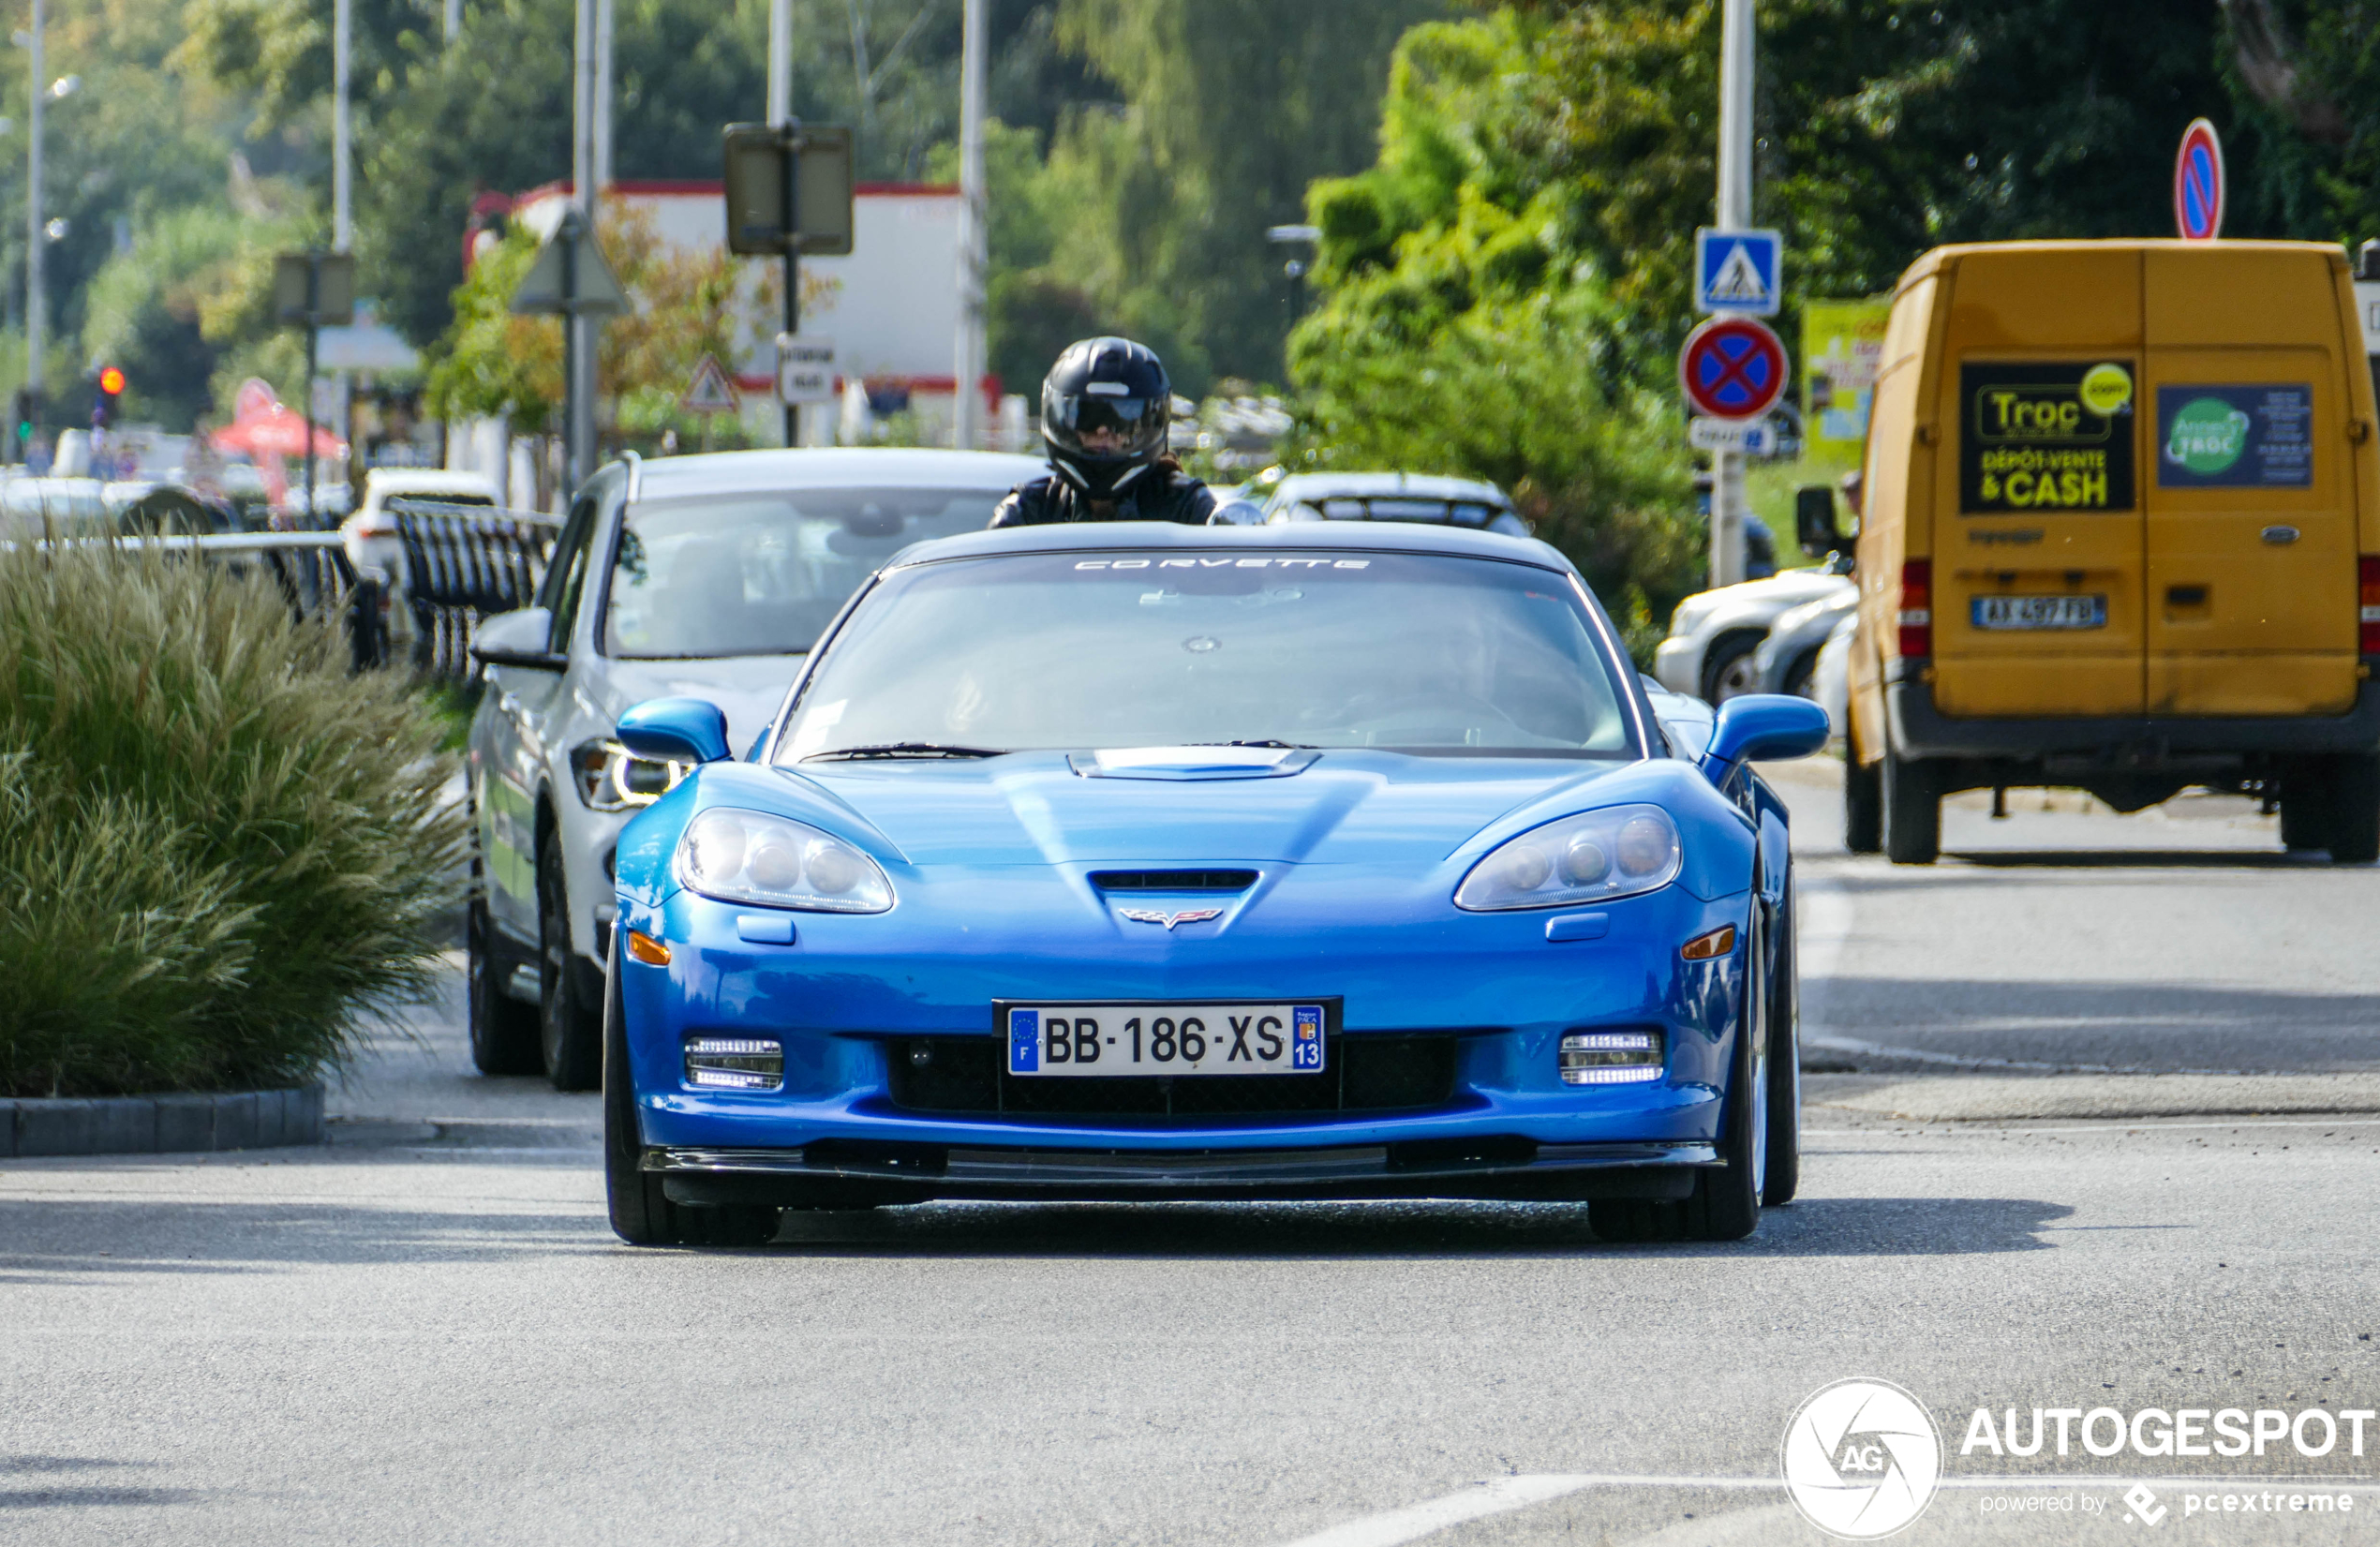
[0,546,463,1098]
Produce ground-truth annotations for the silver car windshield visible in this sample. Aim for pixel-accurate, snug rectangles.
[778,550,1636,758]
[604,487,1004,659]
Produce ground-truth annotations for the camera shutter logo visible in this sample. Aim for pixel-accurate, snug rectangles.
[1780,1377,1942,1539]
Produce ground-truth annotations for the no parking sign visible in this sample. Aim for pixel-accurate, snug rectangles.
[2175,118,2225,242]
[1679,315,1790,422]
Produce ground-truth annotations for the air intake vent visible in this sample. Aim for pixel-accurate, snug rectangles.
[1089,869,1258,893]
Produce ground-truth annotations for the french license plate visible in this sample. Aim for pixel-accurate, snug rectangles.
[1971,594,2106,631]
[1004,1004,1325,1077]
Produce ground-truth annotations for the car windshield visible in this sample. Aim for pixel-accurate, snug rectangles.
[778,549,1636,758]
[604,486,1004,659]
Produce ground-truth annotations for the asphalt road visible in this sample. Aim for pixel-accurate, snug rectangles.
[5,762,2377,1546]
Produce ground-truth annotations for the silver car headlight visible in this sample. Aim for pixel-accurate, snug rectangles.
[572,738,692,811]
[676,808,894,914]
[1454,805,1682,912]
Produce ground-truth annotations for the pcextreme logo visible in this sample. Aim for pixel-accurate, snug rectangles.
[1781,1377,1943,1539]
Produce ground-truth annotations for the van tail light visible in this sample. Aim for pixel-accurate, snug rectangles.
[1897,559,1933,659]
[2360,557,2380,655]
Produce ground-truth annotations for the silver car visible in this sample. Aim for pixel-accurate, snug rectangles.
[464,446,1046,1087]
[1257,470,1530,536]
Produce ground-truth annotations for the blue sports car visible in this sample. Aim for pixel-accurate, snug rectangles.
[601,522,1828,1245]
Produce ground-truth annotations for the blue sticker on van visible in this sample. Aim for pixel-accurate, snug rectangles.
[2155,385,2312,488]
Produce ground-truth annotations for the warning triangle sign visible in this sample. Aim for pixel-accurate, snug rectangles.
[1708,242,1771,305]
[681,353,740,415]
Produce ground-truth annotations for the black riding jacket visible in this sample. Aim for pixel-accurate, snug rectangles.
[989,466,1217,528]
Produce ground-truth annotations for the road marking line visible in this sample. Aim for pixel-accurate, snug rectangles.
[1265,1476,1768,1547]
[1272,1472,2380,1547]
[1809,1115,2380,1137]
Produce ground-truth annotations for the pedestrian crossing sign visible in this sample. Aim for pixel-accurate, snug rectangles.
[1695,228,1783,317]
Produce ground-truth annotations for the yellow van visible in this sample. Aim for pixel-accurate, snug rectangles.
[1827,239,2380,864]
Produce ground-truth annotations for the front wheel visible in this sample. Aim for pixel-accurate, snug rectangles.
[538,829,604,1092]
[603,939,781,1248]
[1702,632,1763,705]
[1592,907,1766,1243]
[1763,882,1802,1206]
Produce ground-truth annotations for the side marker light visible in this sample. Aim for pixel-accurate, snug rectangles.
[1679,924,1737,960]
[627,930,672,966]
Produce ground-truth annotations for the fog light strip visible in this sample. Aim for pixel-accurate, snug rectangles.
[684,1036,783,1092]
[1558,1029,1663,1086]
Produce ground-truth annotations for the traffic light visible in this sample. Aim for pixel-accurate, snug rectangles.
[94,365,123,428]
[11,389,32,462]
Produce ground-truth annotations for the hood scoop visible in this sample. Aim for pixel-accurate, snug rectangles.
[1067,746,1320,781]
[1090,869,1259,893]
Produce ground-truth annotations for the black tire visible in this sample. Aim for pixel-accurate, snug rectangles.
[1763,881,1801,1206]
[1781,647,1820,701]
[2279,759,2331,852]
[1882,750,1940,865]
[467,897,542,1076]
[538,827,604,1092]
[2325,753,2380,864]
[1701,632,1763,705]
[603,938,781,1248]
[1844,741,1882,855]
[1591,907,1766,1244]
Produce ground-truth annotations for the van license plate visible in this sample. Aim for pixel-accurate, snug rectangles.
[1971,595,2106,631]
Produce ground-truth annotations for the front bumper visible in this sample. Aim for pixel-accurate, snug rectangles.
[646,1137,1716,1205]
[1652,634,1702,696]
[616,874,1753,1200]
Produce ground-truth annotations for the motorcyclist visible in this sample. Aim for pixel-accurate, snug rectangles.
[990,337,1218,527]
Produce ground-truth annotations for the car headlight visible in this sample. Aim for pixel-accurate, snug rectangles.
[573,738,692,811]
[1454,805,1682,912]
[676,808,894,914]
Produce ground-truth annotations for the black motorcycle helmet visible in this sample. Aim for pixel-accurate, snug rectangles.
[1041,336,1171,499]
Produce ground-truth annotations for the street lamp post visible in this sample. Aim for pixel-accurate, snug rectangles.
[1708,0,1755,589]
[22,0,41,443]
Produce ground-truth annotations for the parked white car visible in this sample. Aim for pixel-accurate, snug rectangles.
[464,446,1046,1088]
[340,469,502,644]
[1749,586,1859,699]
[1651,565,1855,704]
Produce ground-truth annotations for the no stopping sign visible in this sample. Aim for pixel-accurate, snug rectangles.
[1680,315,1789,422]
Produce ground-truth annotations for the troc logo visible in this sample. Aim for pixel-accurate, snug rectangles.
[1782,1377,1943,1540]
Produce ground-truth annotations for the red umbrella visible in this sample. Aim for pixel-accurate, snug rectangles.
[207,378,347,458]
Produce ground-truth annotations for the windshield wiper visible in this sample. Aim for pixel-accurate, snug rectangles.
[804,742,1007,762]
[1183,739,1316,750]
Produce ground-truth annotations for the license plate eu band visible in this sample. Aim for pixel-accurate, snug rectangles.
[1004,1004,1326,1077]
[1971,594,2106,631]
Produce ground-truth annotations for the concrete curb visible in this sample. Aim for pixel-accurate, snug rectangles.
[1,1085,325,1158]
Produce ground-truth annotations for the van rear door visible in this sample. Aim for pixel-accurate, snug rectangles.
[1932,247,2146,717]
[2142,247,2358,716]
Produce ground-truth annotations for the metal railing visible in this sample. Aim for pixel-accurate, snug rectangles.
[91,530,384,672]
[390,499,561,679]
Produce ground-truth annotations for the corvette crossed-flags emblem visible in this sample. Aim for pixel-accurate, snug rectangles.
[1117,907,1224,930]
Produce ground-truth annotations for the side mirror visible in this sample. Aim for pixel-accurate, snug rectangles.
[470,606,563,671]
[1701,693,1830,779]
[617,697,733,766]
[1792,485,1842,555]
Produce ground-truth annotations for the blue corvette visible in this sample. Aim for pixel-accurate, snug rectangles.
[600,522,1828,1246]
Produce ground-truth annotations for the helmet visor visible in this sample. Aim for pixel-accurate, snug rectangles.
[1046,390,1168,462]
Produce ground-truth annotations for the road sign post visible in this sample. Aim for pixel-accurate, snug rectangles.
[1695,228,1782,316]
[776,335,836,407]
[680,353,740,453]
[275,251,356,517]
[724,122,855,447]
[1681,316,1790,423]
[509,207,629,492]
[2175,117,2225,243]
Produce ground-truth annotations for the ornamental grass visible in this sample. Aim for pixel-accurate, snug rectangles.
[0,543,463,1097]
